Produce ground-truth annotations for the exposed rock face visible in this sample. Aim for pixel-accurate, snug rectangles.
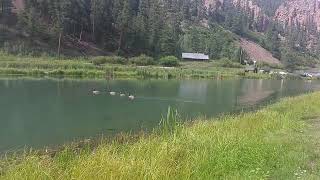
[232,0,264,20]
[12,0,25,13]
[232,0,270,31]
[204,0,224,10]
[275,0,320,32]
[204,0,269,31]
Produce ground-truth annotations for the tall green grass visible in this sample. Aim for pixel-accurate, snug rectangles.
[0,52,277,80]
[2,93,320,179]
[0,52,307,80]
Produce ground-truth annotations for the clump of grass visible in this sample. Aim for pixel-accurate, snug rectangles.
[91,56,127,66]
[2,93,320,179]
[159,56,180,67]
[158,107,182,137]
[129,54,156,66]
[217,58,244,68]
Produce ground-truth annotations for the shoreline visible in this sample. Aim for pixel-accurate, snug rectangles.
[0,53,288,80]
[2,92,320,179]
[0,66,273,80]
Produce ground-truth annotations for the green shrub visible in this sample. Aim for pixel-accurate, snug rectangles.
[160,56,180,67]
[92,56,127,65]
[257,62,284,70]
[218,58,243,68]
[130,54,155,66]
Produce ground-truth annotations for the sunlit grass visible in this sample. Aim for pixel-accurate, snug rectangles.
[2,93,320,179]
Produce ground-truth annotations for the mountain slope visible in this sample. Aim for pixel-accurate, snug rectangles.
[275,0,320,32]
[0,0,319,68]
[239,38,281,65]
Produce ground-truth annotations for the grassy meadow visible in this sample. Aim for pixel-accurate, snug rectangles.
[0,52,276,79]
[1,92,320,179]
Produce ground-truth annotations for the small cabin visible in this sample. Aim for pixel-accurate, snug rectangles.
[182,53,209,61]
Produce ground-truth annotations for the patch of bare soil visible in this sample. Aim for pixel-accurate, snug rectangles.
[240,38,281,65]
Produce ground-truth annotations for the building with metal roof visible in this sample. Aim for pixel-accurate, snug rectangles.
[182,53,209,61]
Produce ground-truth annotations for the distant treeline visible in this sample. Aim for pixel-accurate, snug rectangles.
[0,0,319,69]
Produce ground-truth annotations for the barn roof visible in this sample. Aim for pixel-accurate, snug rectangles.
[182,53,209,60]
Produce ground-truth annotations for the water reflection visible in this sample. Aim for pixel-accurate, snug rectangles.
[0,77,319,151]
[178,81,208,104]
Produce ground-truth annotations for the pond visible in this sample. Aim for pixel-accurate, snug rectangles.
[0,77,319,151]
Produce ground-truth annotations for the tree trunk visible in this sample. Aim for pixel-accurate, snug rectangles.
[1,1,3,15]
[92,0,95,41]
[79,25,83,42]
[117,31,123,54]
[58,32,62,58]
[92,15,95,40]
[240,48,243,64]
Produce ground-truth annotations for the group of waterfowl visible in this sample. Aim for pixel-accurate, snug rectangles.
[92,90,135,100]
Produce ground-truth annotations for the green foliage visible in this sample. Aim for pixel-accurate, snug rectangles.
[257,62,284,70]
[218,58,243,68]
[265,23,282,59]
[159,56,180,67]
[158,106,182,136]
[0,0,242,61]
[129,54,155,66]
[0,0,318,70]
[91,56,127,65]
[180,25,237,60]
[0,0,12,16]
[282,49,318,70]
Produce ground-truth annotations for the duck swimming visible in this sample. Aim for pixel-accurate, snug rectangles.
[92,89,100,95]
[120,93,126,97]
[110,92,116,96]
[128,95,135,100]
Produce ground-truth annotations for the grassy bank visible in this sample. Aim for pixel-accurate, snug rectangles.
[0,53,277,79]
[2,93,320,179]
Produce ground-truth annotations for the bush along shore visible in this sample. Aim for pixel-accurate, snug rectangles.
[0,52,290,80]
[2,92,320,179]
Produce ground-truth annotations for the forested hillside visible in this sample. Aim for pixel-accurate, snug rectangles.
[0,0,319,69]
[0,0,238,58]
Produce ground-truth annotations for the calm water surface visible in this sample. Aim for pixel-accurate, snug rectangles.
[1,77,319,151]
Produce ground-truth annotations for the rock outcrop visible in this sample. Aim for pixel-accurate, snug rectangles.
[274,0,320,31]
[274,0,320,32]
[232,0,270,31]
[12,0,25,13]
[204,0,224,10]
[204,0,269,31]
[274,0,320,50]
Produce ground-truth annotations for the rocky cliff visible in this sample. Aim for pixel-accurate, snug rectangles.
[232,0,270,31]
[205,0,269,31]
[205,0,320,33]
[204,0,224,10]
[12,0,25,13]
[275,0,320,32]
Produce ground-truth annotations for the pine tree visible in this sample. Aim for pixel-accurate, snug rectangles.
[134,0,150,51]
[149,0,165,56]
[51,0,71,57]
[115,0,132,53]
[266,23,281,59]
[0,0,12,16]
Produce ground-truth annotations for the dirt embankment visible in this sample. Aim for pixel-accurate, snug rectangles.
[240,38,281,65]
